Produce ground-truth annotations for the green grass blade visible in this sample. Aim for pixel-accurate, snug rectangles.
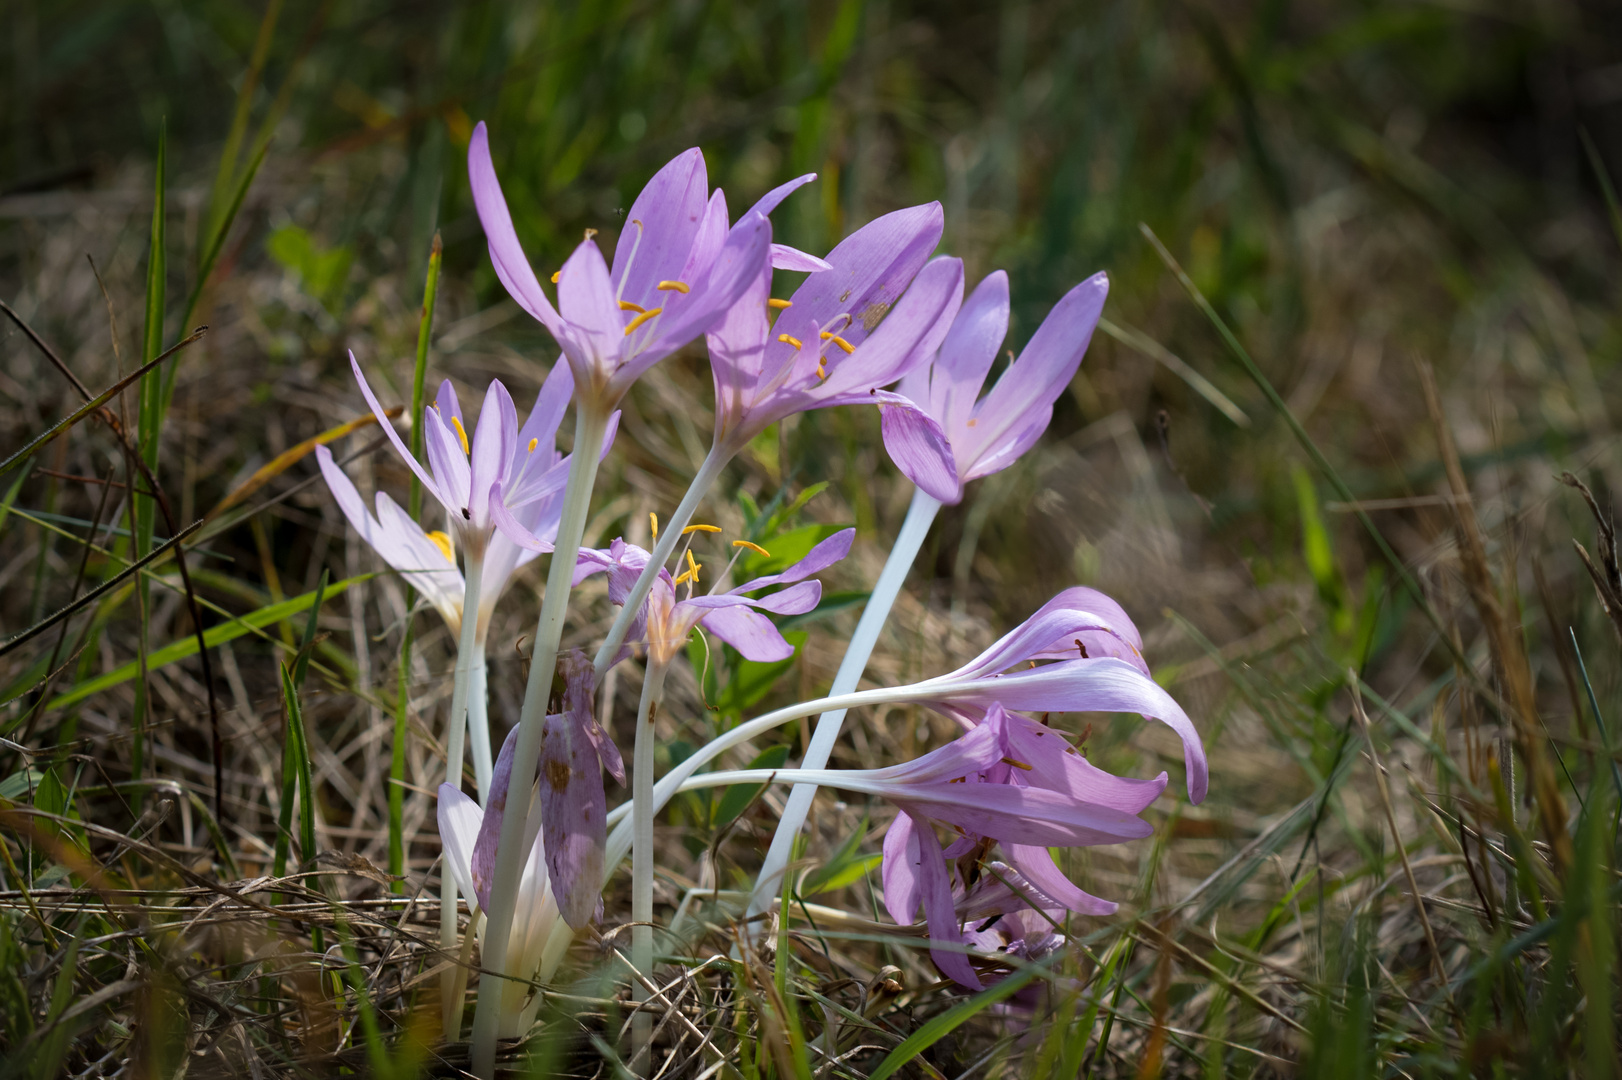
[867,957,1052,1080]
[408,232,442,519]
[208,0,283,245]
[389,617,413,892]
[1580,127,1622,257]
[182,138,269,337]
[45,574,366,711]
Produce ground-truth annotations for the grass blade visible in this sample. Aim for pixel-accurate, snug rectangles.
[866,957,1052,1080]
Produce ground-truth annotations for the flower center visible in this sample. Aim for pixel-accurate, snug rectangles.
[426,530,455,564]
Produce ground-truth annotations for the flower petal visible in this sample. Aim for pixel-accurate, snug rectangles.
[881,811,923,925]
[348,352,445,510]
[730,527,855,593]
[557,237,623,369]
[960,271,1108,479]
[513,361,574,476]
[613,148,709,312]
[468,122,564,337]
[1002,845,1118,917]
[696,603,794,662]
[468,379,518,522]
[770,244,833,273]
[999,710,1167,815]
[437,783,485,910]
[472,725,544,913]
[931,270,1011,436]
[539,652,613,928]
[913,822,983,989]
[488,482,555,553]
[940,586,1148,680]
[877,392,963,504]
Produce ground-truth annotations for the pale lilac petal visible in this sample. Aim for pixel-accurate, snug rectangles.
[960,272,1107,477]
[697,604,794,662]
[888,782,1155,848]
[488,482,555,553]
[422,402,471,516]
[942,587,1147,680]
[818,256,964,398]
[621,211,772,390]
[707,260,773,435]
[932,270,1010,435]
[1003,845,1118,917]
[434,379,464,432]
[676,189,731,287]
[557,237,623,365]
[613,148,709,311]
[914,823,982,989]
[539,651,611,929]
[1000,711,1167,814]
[931,657,1207,803]
[468,123,564,336]
[743,579,821,616]
[512,361,573,474]
[348,352,445,511]
[468,380,517,521]
[744,173,817,219]
[731,528,855,592]
[770,244,833,273]
[877,393,962,504]
[865,719,1004,786]
[881,812,923,925]
[436,783,484,908]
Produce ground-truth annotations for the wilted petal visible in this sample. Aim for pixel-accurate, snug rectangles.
[877,394,962,504]
[473,725,543,912]
[539,651,614,929]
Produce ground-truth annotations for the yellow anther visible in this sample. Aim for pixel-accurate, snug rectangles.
[649,512,659,540]
[816,360,827,380]
[778,333,802,350]
[767,298,792,309]
[527,437,539,453]
[685,549,701,582]
[682,523,722,535]
[623,307,663,334]
[656,280,690,293]
[551,270,561,284]
[820,331,855,354]
[584,228,598,240]
[732,539,770,557]
[1001,757,1034,771]
[450,415,470,454]
[673,567,696,587]
[425,530,455,564]
[619,300,647,313]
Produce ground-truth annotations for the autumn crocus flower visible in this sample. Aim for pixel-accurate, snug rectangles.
[705,206,963,455]
[878,269,1108,505]
[570,528,855,666]
[319,359,592,637]
[470,123,813,412]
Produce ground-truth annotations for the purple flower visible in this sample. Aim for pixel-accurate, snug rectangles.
[469,124,819,411]
[877,270,1109,504]
[319,357,614,635]
[536,650,626,929]
[573,529,854,666]
[774,705,1163,988]
[705,206,964,454]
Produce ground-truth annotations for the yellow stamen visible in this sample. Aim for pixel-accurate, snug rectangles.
[732,540,770,557]
[649,512,659,540]
[778,333,802,350]
[1001,757,1034,771]
[527,437,539,453]
[682,523,722,535]
[584,228,598,240]
[816,360,827,380]
[684,549,701,585]
[425,530,455,564]
[656,280,690,294]
[673,567,695,586]
[623,307,663,334]
[767,298,792,309]
[450,415,470,454]
[819,331,856,354]
[551,270,561,284]
[619,300,647,313]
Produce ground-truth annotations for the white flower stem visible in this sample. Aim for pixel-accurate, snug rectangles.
[469,405,609,1079]
[629,657,670,1073]
[440,552,483,1040]
[746,488,939,924]
[592,446,728,679]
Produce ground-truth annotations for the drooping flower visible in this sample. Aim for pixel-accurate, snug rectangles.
[536,650,625,929]
[877,269,1109,505]
[705,207,964,455]
[321,355,617,636]
[469,124,821,411]
[567,529,855,667]
[438,733,563,1037]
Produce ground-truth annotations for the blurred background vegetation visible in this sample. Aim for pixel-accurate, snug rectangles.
[6,0,1622,1075]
